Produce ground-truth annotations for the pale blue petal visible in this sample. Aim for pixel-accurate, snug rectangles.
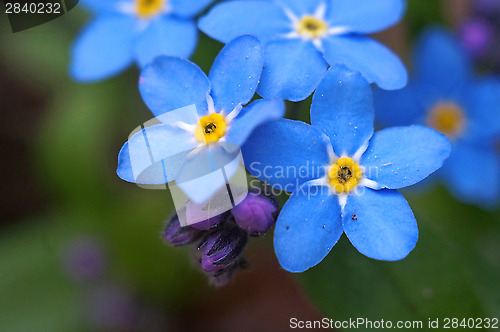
[443,143,500,206]
[278,0,324,16]
[326,0,406,33]
[274,183,343,272]
[70,16,137,82]
[139,56,210,117]
[79,0,124,13]
[117,124,198,184]
[465,77,500,142]
[311,65,374,156]
[414,27,472,95]
[242,119,331,191]
[322,35,407,90]
[225,99,285,146]
[198,1,290,44]
[209,35,263,113]
[135,17,198,67]
[361,126,451,189]
[170,0,213,18]
[343,188,418,261]
[257,39,328,102]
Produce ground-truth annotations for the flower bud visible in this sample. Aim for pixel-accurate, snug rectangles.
[163,213,203,246]
[198,225,248,273]
[231,192,278,236]
[190,212,226,231]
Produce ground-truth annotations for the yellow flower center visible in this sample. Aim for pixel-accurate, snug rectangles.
[195,113,227,144]
[328,157,363,194]
[136,0,166,18]
[296,16,329,39]
[427,102,465,138]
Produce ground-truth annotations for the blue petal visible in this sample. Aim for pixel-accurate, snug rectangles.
[175,143,242,203]
[322,35,407,90]
[414,27,471,95]
[170,0,213,18]
[279,0,324,16]
[70,16,137,82]
[79,0,123,13]
[343,188,418,261]
[117,124,198,184]
[135,17,198,67]
[326,0,405,33]
[242,119,331,191]
[373,83,426,128]
[257,39,328,102]
[198,1,290,44]
[442,142,500,206]
[465,77,500,142]
[139,56,210,117]
[361,126,451,189]
[274,183,343,272]
[209,35,264,113]
[225,99,285,146]
[311,65,374,156]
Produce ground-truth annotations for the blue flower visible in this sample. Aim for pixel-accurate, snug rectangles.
[374,27,500,206]
[242,65,450,272]
[116,35,285,203]
[70,0,214,82]
[199,0,408,102]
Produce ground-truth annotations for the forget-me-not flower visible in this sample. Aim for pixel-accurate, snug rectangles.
[374,27,500,206]
[70,0,214,82]
[243,65,451,272]
[116,35,284,204]
[199,0,408,101]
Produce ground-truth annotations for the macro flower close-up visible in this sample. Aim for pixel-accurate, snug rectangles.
[199,0,408,101]
[375,27,500,206]
[70,0,214,81]
[243,65,451,272]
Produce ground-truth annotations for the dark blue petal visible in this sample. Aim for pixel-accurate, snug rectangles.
[117,124,198,184]
[209,35,263,113]
[170,0,213,18]
[311,65,374,156]
[442,142,500,206]
[198,1,290,44]
[414,27,472,95]
[274,183,343,272]
[226,99,285,146]
[373,83,427,128]
[343,188,418,261]
[135,17,198,67]
[326,0,405,33]
[70,16,137,82]
[322,35,407,90]
[139,57,210,117]
[361,126,451,189]
[242,119,331,191]
[257,39,328,102]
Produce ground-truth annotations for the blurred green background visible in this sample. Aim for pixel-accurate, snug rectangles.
[1,0,499,331]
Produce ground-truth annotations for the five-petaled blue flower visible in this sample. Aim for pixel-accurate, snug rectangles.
[374,27,500,207]
[199,0,408,102]
[70,0,214,82]
[116,35,284,203]
[243,65,451,272]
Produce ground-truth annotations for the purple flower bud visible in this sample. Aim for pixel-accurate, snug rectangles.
[460,19,495,58]
[231,192,278,236]
[208,259,247,288]
[198,225,248,274]
[163,213,203,246]
[190,212,226,231]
